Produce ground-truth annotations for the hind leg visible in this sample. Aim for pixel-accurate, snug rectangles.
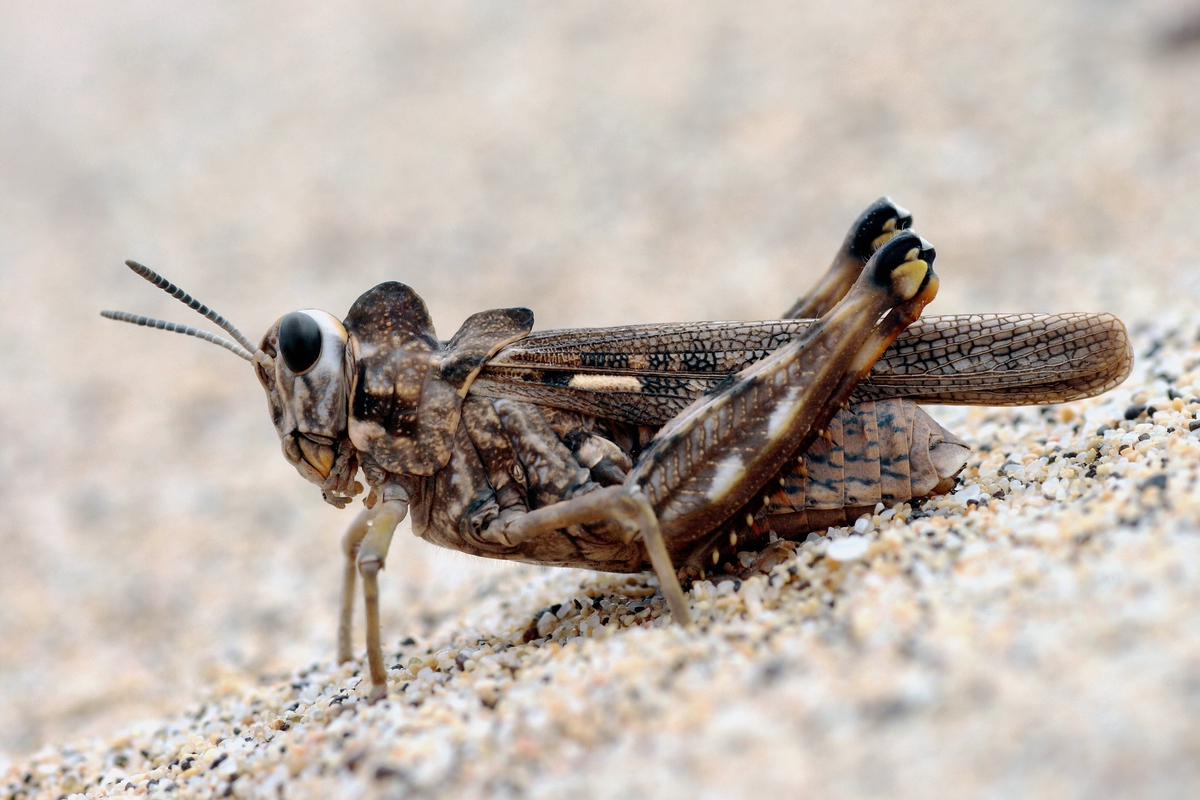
[783,197,913,319]
[500,232,938,621]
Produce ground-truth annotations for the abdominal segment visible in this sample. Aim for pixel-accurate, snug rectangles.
[763,398,969,532]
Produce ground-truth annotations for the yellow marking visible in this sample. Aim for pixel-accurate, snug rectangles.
[744,514,754,527]
[892,259,928,300]
[567,374,642,392]
[729,532,738,547]
[871,230,899,251]
[712,549,720,565]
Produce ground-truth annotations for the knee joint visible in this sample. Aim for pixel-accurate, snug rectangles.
[357,553,382,577]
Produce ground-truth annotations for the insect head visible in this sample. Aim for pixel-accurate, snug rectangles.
[102,263,533,508]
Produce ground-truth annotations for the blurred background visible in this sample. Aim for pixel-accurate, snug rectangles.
[1,0,1199,757]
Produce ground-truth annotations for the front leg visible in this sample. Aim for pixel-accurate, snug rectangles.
[503,231,938,623]
[782,197,913,320]
[338,498,409,702]
[338,505,375,665]
[356,500,407,702]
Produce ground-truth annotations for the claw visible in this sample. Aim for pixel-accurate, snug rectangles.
[367,681,389,704]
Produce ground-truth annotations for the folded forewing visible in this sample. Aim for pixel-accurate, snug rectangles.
[472,313,1133,426]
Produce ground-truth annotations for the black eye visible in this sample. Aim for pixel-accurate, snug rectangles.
[279,312,323,374]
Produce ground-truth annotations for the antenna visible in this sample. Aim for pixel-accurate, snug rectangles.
[101,261,259,361]
[120,260,257,352]
[100,311,255,361]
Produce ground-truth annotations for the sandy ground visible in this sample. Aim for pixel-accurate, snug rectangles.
[2,1,1200,796]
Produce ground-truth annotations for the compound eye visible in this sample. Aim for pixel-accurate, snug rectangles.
[279,311,323,374]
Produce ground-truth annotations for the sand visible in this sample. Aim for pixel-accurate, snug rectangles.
[3,2,1200,797]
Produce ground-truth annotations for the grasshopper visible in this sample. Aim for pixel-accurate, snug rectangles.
[103,199,1132,701]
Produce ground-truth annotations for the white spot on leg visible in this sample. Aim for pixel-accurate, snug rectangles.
[766,386,802,440]
[706,454,745,500]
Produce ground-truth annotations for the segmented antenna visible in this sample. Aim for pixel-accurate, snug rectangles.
[121,260,257,353]
[101,310,255,361]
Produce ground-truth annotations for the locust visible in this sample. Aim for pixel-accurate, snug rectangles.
[103,199,1133,701]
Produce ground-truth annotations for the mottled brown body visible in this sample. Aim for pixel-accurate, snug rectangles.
[384,393,968,577]
[104,198,1134,701]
